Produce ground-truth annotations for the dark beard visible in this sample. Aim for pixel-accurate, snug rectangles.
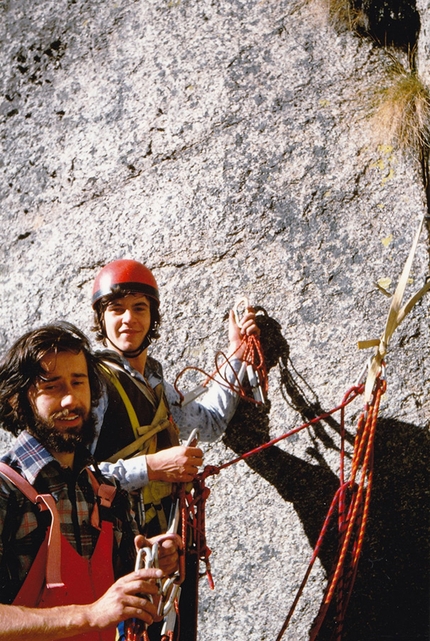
[29,410,96,454]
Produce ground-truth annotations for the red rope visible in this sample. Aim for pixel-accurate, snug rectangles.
[185,372,385,641]
[172,324,386,641]
[173,334,268,406]
[187,383,366,613]
[199,384,363,479]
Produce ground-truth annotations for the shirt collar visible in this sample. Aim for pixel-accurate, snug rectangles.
[98,349,138,376]
[3,431,57,484]
[98,349,162,387]
[2,431,94,485]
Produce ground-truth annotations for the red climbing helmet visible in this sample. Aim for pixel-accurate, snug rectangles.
[91,259,160,308]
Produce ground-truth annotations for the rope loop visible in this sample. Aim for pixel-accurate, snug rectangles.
[173,309,268,407]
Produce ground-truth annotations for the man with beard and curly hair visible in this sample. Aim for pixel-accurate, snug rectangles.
[0,323,179,641]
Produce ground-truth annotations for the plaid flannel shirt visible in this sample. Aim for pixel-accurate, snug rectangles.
[0,431,136,604]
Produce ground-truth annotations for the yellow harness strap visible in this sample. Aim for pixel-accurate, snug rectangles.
[103,371,141,436]
[100,362,179,529]
[107,418,173,462]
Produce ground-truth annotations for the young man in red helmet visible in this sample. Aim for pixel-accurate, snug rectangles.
[90,259,259,531]
[89,259,259,638]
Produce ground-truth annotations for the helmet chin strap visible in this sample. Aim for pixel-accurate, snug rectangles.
[121,334,151,359]
[101,316,151,360]
[105,334,151,359]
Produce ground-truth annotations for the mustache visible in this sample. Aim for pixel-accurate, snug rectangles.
[29,410,97,453]
[50,408,86,421]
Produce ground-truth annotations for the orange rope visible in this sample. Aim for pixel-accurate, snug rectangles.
[174,333,386,641]
[173,333,268,406]
[308,376,386,641]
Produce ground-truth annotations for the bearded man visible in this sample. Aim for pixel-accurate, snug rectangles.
[0,323,179,641]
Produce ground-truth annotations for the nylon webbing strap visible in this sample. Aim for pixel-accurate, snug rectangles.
[358,213,429,402]
[37,495,64,588]
[85,468,117,529]
[102,359,157,408]
[99,362,141,436]
[0,462,64,588]
[106,419,172,463]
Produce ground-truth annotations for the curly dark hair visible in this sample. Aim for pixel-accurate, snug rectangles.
[0,322,103,436]
[92,288,161,346]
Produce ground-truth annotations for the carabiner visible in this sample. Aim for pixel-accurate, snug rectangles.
[246,364,265,404]
[158,576,181,617]
[135,543,162,597]
[126,544,158,640]
[135,545,156,572]
[185,427,200,447]
[233,296,250,328]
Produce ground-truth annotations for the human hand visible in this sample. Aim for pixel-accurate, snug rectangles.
[86,567,161,630]
[146,445,203,483]
[228,307,260,358]
[135,534,182,576]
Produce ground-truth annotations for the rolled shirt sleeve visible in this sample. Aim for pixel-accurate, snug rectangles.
[96,454,149,492]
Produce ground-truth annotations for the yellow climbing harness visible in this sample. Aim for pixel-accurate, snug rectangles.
[99,361,180,530]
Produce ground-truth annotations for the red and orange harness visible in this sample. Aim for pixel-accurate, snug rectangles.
[0,463,117,641]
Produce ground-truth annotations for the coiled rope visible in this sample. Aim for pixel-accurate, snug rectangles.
[172,215,428,640]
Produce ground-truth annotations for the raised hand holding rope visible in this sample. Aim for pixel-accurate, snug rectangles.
[174,297,267,407]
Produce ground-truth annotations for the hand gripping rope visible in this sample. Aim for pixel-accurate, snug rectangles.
[174,216,429,640]
[174,296,268,408]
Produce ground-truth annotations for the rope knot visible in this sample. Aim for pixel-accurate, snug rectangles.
[197,465,220,481]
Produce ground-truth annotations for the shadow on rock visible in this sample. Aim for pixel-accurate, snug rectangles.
[223,310,430,640]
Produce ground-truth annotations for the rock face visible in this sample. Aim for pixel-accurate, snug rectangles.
[417,0,430,87]
[0,1,429,639]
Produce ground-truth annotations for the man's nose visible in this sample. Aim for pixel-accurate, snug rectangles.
[60,389,78,408]
[121,309,133,323]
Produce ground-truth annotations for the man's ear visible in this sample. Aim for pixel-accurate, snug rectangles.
[25,385,38,412]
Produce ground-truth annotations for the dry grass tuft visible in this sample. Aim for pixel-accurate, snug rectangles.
[296,0,368,29]
[371,66,430,154]
[327,0,368,31]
